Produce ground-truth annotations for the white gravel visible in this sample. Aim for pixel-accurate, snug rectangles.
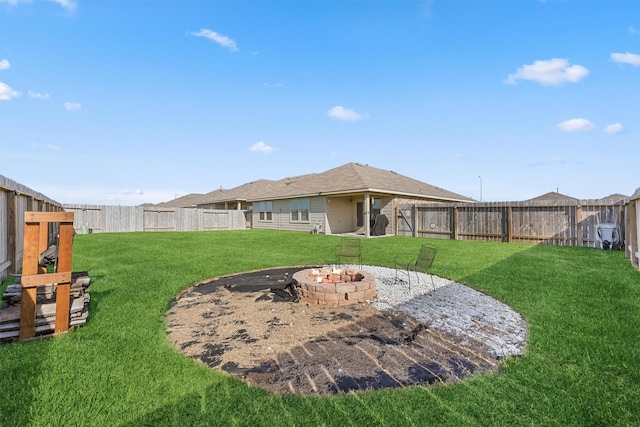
[344,265,528,359]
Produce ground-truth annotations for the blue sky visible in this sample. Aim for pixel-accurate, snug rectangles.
[1,0,638,205]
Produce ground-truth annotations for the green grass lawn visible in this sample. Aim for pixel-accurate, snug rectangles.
[1,230,639,426]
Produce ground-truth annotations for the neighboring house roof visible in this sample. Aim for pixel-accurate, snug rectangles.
[196,162,473,205]
[591,193,628,204]
[196,180,282,205]
[526,192,629,205]
[155,193,206,208]
[526,191,578,203]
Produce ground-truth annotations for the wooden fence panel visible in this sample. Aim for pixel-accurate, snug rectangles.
[0,190,8,276]
[176,208,202,231]
[143,208,175,232]
[456,203,507,242]
[415,206,453,239]
[579,204,624,248]
[626,190,640,268]
[511,205,576,245]
[69,206,104,233]
[0,175,63,279]
[63,204,246,233]
[396,207,414,236]
[109,206,140,232]
[398,200,627,249]
[203,210,229,230]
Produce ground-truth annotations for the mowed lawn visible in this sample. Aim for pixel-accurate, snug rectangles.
[1,230,639,426]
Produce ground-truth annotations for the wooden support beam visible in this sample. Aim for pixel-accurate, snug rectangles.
[19,217,41,340]
[21,272,72,287]
[19,211,75,340]
[55,221,74,334]
[24,211,74,223]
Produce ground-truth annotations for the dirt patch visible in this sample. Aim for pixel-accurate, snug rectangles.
[166,266,501,395]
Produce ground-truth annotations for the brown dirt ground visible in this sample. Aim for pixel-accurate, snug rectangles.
[165,266,501,395]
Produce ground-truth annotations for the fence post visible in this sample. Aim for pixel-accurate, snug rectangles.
[576,206,583,247]
[7,189,18,274]
[394,206,398,235]
[507,206,513,243]
[453,206,459,240]
[412,205,418,237]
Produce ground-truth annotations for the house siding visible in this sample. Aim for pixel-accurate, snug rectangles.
[326,197,354,234]
[252,197,326,233]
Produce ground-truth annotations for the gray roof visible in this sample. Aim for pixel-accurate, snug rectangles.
[526,191,578,203]
[197,180,282,205]
[591,193,628,204]
[155,193,206,208]
[526,191,629,205]
[196,162,473,205]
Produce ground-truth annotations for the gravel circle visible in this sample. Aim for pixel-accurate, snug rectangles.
[167,264,529,394]
[351,265,528,359]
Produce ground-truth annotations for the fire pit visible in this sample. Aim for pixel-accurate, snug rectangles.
[292,266,376,305]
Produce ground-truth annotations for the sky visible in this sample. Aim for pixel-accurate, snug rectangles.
[1,0,639,206]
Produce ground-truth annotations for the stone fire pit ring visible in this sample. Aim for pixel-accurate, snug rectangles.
[292,266,377,305]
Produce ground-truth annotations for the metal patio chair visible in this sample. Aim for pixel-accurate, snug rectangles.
[335,237,362,268]
[395,245,437,290]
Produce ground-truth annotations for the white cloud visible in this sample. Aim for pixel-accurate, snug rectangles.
[610,52,640,67]
[50,0,76,10]
[0,0,76,10]
[556,118,595,132]
[629,26,639,35]
[64,102,81,111]
[190,29,238,52]
[505,58,589,86]
[0,81,21,100]
[0,59,9,70]
[263,82,283,88]
[28,90,50,99]
[327,106,367,121]
[604,122,624,134]
[249,141,276,154]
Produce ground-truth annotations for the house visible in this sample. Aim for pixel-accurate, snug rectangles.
[525,192,628,205]
[155,193,206,208]
[194,162,474,237]
[526,191,579,203]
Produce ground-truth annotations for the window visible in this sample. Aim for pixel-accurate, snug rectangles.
[372,197,382,217]
[301,199,309,221]
[258,201,272,221]
[291,198,310,222]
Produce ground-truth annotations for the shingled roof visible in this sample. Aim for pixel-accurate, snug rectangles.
[155,192,206,208]
[196,179,282,205]
[194,163,472,205]
[526,191,578,203]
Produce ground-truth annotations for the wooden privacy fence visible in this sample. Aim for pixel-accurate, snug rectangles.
[396,200,626,248]
[63,204,247,233]
[626,188,640,269]
[0,175,64,279]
